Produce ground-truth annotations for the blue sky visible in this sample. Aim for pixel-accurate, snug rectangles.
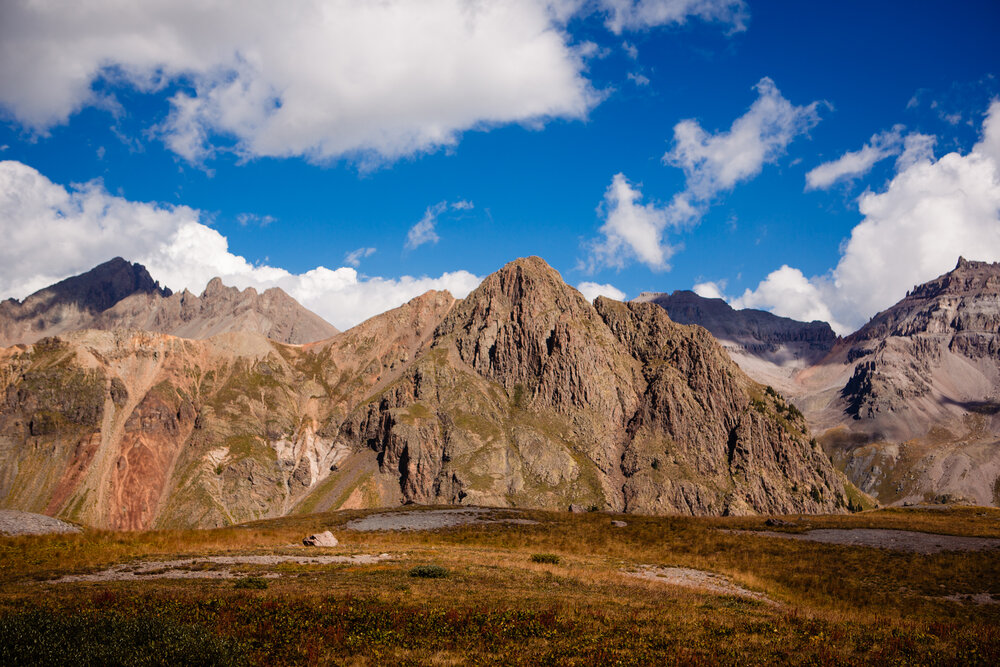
[0,0,998,332]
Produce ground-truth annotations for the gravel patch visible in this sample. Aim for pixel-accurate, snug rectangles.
[0,510,81,536]
[734,528,1000,554]
[346,508,539,532]
[53,553,395,583]
[624,565,774,605]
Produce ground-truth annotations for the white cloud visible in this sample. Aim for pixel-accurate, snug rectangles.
[344,247,376,267]
[731,266,843,330]
[805,126,905,190]
[451,200,474,211]
[628,72,650,86]
[236,212,276,227]
[0,160,481,330]
[589,173,673,271]
[406,202,447,250]
[599,0,747,35]
[585,78,818,272]
[734,101,1000,334]
[577,281,626,302]
[0,0,601,164]
[622,41,639,59]
[0,1,749,165]
[692,281,725,299]
[896,133,936,171]
[664,77,821,222]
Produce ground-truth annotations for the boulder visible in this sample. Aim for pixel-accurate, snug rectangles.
[303,530,339,547]
[611,520,627,527]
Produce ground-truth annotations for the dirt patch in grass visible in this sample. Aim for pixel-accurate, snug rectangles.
[733,528,1000,554]
[623,565,775,605]
[52,553,395,583]
[345,507,539,532]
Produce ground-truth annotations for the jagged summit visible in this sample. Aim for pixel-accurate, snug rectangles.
[849,257,1000,344]
[4,257,170,313]
[0,259,338,346]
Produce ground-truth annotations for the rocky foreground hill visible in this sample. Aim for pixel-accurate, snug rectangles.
[0,258,339,346]
[649,259,1000,508]
[0,257,852,529]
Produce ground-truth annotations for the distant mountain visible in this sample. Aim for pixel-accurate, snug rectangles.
[635,290,837,393]
[803,258,1000,507]
[638,263,1000,509]
[0,258,339,346]
[0,257,852,530]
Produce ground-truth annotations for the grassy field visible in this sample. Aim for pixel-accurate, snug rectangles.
[1,505,998,665]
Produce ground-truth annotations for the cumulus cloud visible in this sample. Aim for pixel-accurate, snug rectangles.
[0,0,749,164]
[577,281,626,301]
[805,126,905,190]
[599,0,748,34]
[0,160,481,330]
[664,77,821,222]
[0,1,601,163]
[589,173,673,271]
[586,78,819,271]
[734,101,1000,334]
[692,281,726,299]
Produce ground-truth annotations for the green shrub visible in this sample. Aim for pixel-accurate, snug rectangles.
[530,553,560,565]
[409,565,449,579]
[234,576,269,590]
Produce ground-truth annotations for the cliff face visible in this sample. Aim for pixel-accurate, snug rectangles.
[0,258,851,530]
[0,258,339,346]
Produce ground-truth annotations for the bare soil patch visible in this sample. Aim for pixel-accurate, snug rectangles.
[345,507,539,532]
[623,565,775,605]
[52,553,394,583]
[0,510,80,536]
[736,528,1000,554]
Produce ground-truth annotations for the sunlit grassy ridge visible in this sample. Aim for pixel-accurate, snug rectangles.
[1,506,998,664]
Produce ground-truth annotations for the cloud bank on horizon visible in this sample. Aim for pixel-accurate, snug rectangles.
[0,160,481,330]
[729,101,1000,334]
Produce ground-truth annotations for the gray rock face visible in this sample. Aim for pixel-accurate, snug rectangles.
[635,290,837,363]
[0,258,339,346]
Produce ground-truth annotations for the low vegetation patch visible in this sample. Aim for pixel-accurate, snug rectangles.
[409,564,449,578]
[234,576,269,590]
[530,553,560,564]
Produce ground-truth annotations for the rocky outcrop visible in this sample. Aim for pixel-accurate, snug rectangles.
[0,257,853,529]
[0,258,338,346]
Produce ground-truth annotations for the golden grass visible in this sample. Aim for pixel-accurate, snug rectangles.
[1,505,998,664]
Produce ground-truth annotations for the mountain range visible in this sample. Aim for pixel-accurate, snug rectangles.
[645,258,1000,508]
[0,258,338,347]
[0,257,853,529]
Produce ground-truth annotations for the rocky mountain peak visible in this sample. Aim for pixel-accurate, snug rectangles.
[16,257,170,314]
[849,258,1000,344]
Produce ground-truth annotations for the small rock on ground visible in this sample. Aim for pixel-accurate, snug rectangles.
[303,530,338,547]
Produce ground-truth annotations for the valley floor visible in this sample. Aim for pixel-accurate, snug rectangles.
[1,505,998,665]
